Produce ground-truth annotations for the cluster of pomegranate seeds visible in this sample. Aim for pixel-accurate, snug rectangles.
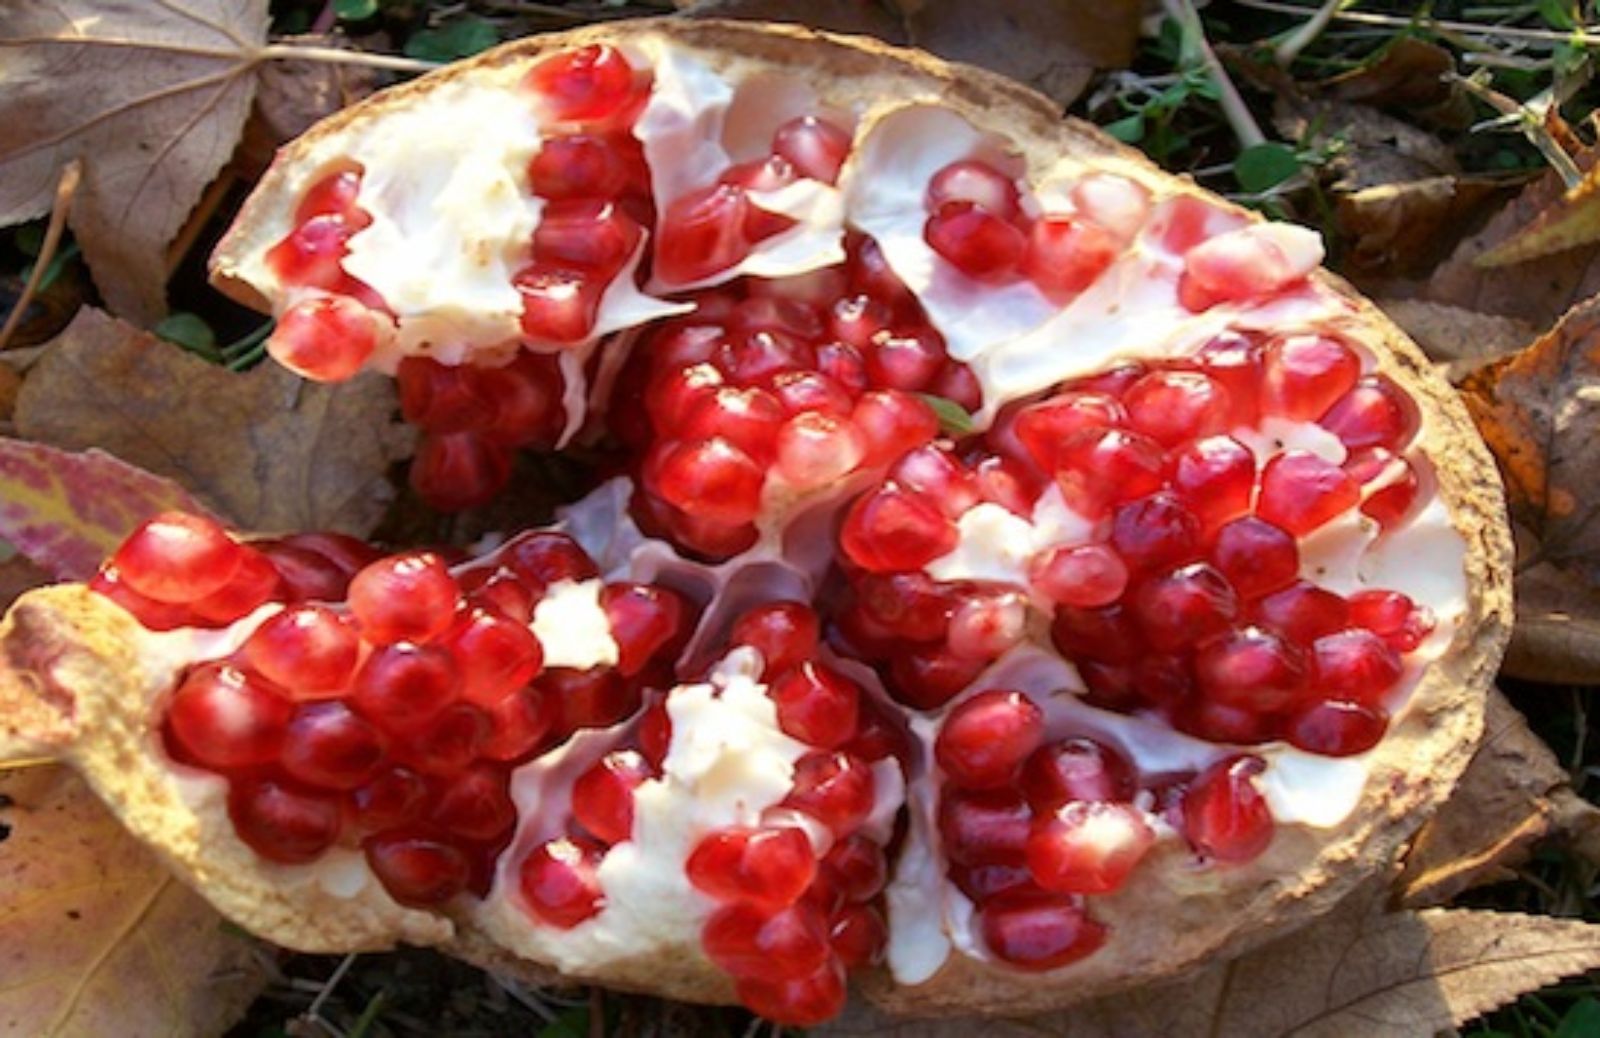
[921,161,1148,301]
[655,115,852,286]
[95,513,692,907]
[615,236,975,559]
[264,165,392,381]
[397,351,567,511]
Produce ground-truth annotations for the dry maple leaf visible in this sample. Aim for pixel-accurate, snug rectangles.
[1477,161,1600,267]
[819,881,1600,1037]
[0,766,268,1037]
[12,308,414,537]
[0,1,271,324]
[0,439,206,582]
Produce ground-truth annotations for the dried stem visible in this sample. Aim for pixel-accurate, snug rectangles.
[1161,0,1267,149]
[256,43,439,74]
[0,160,81,353]
[1451,72,1584,188]
[1273,0,1347,67]
[1238,0,1600,48]
[0,756,63,773]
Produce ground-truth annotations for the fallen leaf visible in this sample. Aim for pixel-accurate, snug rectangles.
[1478,161,1600,267]
[13,308,414,537]
[0,765,269,1037]
[1321,36,1474,129]
[1377,299,1535,380]
[238,32,382,177]
[821,884,1600,1037]
[1336,175,1514,280]
[1275,96,1459,192]
[1503,561,1600,684]
[1400,688,1600,906]
[0,1,269,323]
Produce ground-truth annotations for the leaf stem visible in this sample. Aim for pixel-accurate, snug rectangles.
[256,43,439,74]
[0,161,81,353]
[1161,0,1268,150]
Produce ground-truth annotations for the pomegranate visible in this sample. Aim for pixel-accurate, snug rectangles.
[3,21,1510,1027]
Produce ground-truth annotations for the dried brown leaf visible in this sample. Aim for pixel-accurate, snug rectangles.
[238,32,382,178]
[1321,37,1474,129]
[823,885,1600,1037]
[13,308,414,537]
[1275,96,1458,192]
[1504,561,1600,684]
[1336,176,1513,280]
[1400,688,1600,905]
[0,766,269,1036]
[1376,299,1535,380]
[1479,162,1600,268]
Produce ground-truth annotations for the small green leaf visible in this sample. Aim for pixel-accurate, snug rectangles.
[1103,113,1145,144]
[920,394,976,437]
[404,17,500,62]
[1555,997,1600,1038]
[334,0,378,21]
[155,312,218,361]
[1234,142,1302,194]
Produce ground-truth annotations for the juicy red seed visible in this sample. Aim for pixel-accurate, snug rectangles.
[1030,544,1130,608]
[1350,449,1420,528]
[256,544,350,603]
[572,750,653,845]
[528,134,640,199]
[189,549,281,625]
[1026,801,1155,895]
[856,571,953,641]
[938,787,1031,866]
[1076,661,1138,710]
[397,357,492,434]
[973,454,1044,515]
[770,370,853,418]
[267,296,378,382]
[524,44,643,125]
[772,115,851,184]
[829,904,887,968]
[1182,755,1275,863]
[349,767,429,830]
[843,696,912,763]
[347,553,459,645]
[770,662,860,749]
[679,386,786,464]
[1286,700,1389,756]
[839,484,957,573]
[365,832,471,907]
[281,701,386,791]
[242,605,359,696]
[1320,375,1418,450]
[866,327,947,392]
[851,389,939,467]
[296,167,366,224]
[821,834,887,903]
[502,531,598,590]
[890,444,979,514]
[1254,581,1350,645]
[228,779,342,864]
[950,862,1038,902]
[687,826,817,907]
[1131,562,1238,652]
[702,902,831,983]
[1069,362,1146,397]
[1050,603,1141,666]
[1123,370,1231,446]
[650,438,765,526]
[351,643,459,734]
[601,582,685,677]
[480,686,553,762]
[830,294,892,348]
[430,764,517,842]
[736,960,848,1027]
[91,569,197,630]
[817,340,869,395]
[655,183,751,285]
[1262,335,1360,420]
[935,691,1045,789]
[1348,590,1434,651]
[112,512,244,603]
[1110,492,1202,573]
[1195,626,1307,713]
[1172,435,1256,529]
[637,694,672,769]
[946,592,1028,661]
[927,159,1021,219]
[1312,628,1403,704]
[405,702,491,776]
[515,263,603,344]
[1023,215,1120,299]
[533,199,642,276]
[932,361,984,412]
[1196,331,1265,426]
[519,837,605,928]
[1009,393,1127,472]
[1021,738,1134,809]
[887,647,984,711]
[166,663,292,769]
[715,328,816,384]
[283,531,382,575]
[266,215,352,289]
[979,891,1107,972]
[1209,515,1299,599]
[1052,427,1166,517]
[1256,451,1360,536]
[410,431,514,513]
[925,202,1027,281]
[543,666,638,734]
[784,751,876,836]
[732,602,821,678]
[442,608,545,707]
[1177,699,1275,744]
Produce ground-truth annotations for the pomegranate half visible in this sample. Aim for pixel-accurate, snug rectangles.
[0,18,1511,1024]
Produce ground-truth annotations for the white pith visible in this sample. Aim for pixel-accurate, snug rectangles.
[188,30,1477,996]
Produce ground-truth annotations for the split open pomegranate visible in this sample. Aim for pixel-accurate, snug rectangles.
[0,20,1511,1025]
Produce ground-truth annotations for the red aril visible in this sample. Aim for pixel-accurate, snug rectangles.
[1254,581,1350,646]
[1209,516,1298,599]
[112,512,246,603]
[1026,801,1154,894]
[650,438,765,525]
[938,787,1031,866]
[351,643,459,735]
[1261,335,1360,420]
[1110,492,1202,573]
[600,582,685,677]
[978,890,1107,971]
[267,295,380,382]
[1023,215,1119,299]
[410,432,515,513]
[1021,738,1134,809]
[165,663,292,770]
[1123,371,1231,446]
[227,779,343,864]
[514,264,603,344]
[821,833,888,903]
[1348,589,1435,652]
[1130,563,1238,652]
[1171,435,1256,529]
[1194,626,1306,713]
[242,605,359,696]
[1009,392,1126,471]
[519,836,606,927]
[442,608,545,706]
[736,960,848,1026]
[1320,375,1418,450]
[730,602,821,678]
[1310,628,1402,704]
[503,531,599,591]
[1256,451,1359,536]
[686,826,817,906]
[655,183,751,285]
[189,550,281,625]
[829,904,886,968]
[927,160,1021,218]
[701,902,831,982]
[946,592,1027,661]
[397,357,492,434]
[480,686,554,762]
[839,484,957,573]
[925,202,1027,282]
[783,751,876,836]
[1286,699,1389,756]
[934,691,1044,789]
[405,702,491,775]
[365,832,471,907]
[430,764,517,842]
[280,701,387,790]
[769,662,860,749]
[528,133,642,199]
[772,115,851,184]
[349,766,429,830]
[347,552,459,645]
[533,199,642,276]
[524,44,646,127]
[572,750,654,845]
[1030,544,1130,608]
[1181,755,1274,863]
[1051,427,1165,517]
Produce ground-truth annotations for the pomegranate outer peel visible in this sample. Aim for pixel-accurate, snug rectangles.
[19,16,1505,1017]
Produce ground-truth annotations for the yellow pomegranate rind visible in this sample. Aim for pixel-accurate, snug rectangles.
[0,18,1513,1016]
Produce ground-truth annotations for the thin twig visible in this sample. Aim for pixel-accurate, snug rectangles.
[1161,0,1267,149]
[1274,0,1347,67]
[1450,72,1584,187]
[304,952,358,1031]
[1238,0,1600,48]
[257,43,439,74]
[0,756,62,773]
[0,160,80,353]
